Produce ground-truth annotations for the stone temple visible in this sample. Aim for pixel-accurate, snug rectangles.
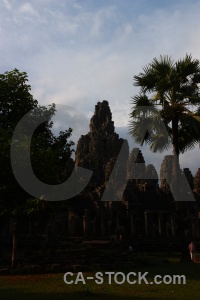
[1,100,200,269]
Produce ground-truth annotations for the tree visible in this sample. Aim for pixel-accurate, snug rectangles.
[129,54,200,203]
[0,69,74,271]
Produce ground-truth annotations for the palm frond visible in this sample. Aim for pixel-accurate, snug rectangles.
[176,53,200,79]
[150,55,174,74]
[129,101,171,152]
[180,112,200,137]
[130,53,200,157]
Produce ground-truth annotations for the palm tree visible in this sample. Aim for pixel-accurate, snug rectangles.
[129,54,200,204]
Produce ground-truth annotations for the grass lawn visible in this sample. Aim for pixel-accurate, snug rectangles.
[0,256,200,300]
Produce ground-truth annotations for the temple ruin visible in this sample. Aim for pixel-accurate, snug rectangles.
[1,100,200,269]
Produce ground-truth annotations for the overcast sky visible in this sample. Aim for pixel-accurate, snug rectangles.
[1,0,200,177]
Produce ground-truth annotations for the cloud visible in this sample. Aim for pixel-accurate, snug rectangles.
[19,2,39,16]
[90,5,116,38]
[3,0,11,10]
[1,0,200,175]
[51,104,89,144]
[73,2,82,10]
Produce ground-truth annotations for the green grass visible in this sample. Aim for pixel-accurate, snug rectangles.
[0,258,200,300]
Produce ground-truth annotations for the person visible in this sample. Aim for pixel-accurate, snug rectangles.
[188,241,196,262]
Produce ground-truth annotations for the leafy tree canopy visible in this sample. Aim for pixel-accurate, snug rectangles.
[0,69,74,215]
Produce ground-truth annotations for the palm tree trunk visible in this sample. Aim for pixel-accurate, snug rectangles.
[10,219,17,272]
[0,217,2,260]
[172,112,181,207]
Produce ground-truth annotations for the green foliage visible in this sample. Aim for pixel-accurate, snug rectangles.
[0,69,38,132]
[0,69,74,217]
[129,54,200,155]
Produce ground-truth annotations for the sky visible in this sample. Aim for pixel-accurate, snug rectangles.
[1,0,200,177]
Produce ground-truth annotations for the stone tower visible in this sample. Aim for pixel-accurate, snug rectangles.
[194,168,200,194]
[126,148,146,181]
[75,100,129,194]
[126,148,158,191]
[145,164,159,190]
[160,155,174,192]
[182,168,194,191]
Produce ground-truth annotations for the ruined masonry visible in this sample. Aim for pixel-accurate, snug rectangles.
[2,101,200,246]
[75,100,129,192]
[69,100,200,240]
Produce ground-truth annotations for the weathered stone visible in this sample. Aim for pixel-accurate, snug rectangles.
[89,100,115,135]
[75,100,129,195]
[126,148,146,180]
[160,155,174,192]
[194,168,200,193]
[126,148,148,191]
[145,164,159,190]
[2,100,200,270]
[181,168,194,191]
